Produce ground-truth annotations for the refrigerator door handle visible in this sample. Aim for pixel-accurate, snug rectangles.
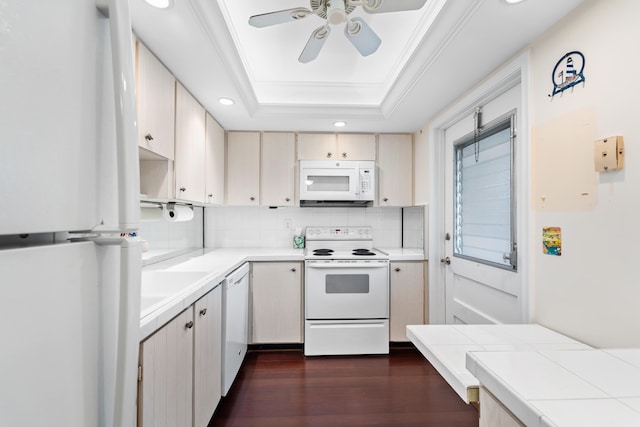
[99,0,140,232]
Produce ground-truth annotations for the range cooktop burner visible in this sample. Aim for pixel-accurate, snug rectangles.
[353,249,376,256]
[312,249,334,256]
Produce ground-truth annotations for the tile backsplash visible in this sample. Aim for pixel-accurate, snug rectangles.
[205,206,423,249]
[138,205,424,252]
[139,206,203,251]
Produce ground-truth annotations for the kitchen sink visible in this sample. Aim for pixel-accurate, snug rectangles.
[140,270,211,316]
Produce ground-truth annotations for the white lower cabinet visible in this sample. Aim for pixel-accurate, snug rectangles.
[138,285,222,427]
[389,261,427,342]
[250,262,303,344]
[479,387,525,427]
[138,307,194,427]
[193,286,222,427]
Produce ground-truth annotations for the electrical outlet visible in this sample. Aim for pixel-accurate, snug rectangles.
[283,218,292,230]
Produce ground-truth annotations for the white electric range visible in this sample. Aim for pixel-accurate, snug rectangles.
[304,226,390,356]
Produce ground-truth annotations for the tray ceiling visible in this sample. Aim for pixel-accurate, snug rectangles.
[131,0,584,132]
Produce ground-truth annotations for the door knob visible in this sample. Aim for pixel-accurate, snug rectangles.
[440,257,451,265]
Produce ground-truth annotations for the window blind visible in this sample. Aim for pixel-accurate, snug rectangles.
[454,122,513,268]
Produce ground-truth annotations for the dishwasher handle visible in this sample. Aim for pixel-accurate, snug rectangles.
[225,272,249,288]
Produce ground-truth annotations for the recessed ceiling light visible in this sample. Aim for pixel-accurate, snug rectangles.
[503,0,526,4]
[218,97,235,106]
[144,0,173,9]
[333,121,347,128]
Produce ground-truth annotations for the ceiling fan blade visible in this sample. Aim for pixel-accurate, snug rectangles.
[299,25,331,63]
[249,8,313,28]
[344,17,381,57]
[362,0,428,14]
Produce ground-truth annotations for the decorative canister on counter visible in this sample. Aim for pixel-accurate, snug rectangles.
[293,227,305,248]
[293,235,305,249]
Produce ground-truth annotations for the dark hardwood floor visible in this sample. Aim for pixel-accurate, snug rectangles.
[209,347,479,427]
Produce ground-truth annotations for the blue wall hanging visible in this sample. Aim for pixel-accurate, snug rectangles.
[549,51,586,97]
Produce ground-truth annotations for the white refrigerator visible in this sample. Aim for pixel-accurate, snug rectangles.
[0,1,141,427]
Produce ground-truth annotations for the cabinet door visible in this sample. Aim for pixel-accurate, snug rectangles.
[297,133,336,160]
[226,131,261,205]
[175,83,206,203]
[135,41,175,160]
[479,387,525,427]
[413,126,429,206]
[378,134,413,206]
[251,262,302,343]
[261,132,295,206]
[205,114,225,205]
[194,286,222,427]
[390,261,425,341]
[138,307,194,427]
[337,134,376,160]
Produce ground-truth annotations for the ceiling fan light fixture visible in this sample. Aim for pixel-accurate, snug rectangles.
[144,0,173,9]
[326,0,347,25]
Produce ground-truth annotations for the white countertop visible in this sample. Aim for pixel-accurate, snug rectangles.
[378,247,425,261]
[466,349,640,426]
[406,324,591,403]
[139,247,304,341]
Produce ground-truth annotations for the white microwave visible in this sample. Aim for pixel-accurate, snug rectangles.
[299,160,375,207]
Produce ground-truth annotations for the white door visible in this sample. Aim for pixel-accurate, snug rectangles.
[443,85,524,324]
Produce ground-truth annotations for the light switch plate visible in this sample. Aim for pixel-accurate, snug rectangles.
[594,136,623,172]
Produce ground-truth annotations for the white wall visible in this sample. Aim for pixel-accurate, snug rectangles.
[204,206,410,249]
[529,0,640,347]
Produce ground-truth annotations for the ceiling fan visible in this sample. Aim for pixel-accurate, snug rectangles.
[248,0,429,63]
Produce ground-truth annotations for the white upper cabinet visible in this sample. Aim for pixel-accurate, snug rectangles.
[135,41,176,160]
[297,133,376,160]
[378,134,413,207]
[175,83,206,203]
[226,131,261,206]
[297,133,336,160]
[205,114,225,205]
[336,134,376,160]
[261,132,295,206]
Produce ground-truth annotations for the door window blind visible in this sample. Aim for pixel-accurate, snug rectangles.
[454,118,515,269]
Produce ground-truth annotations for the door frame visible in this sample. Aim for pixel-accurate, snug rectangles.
[427,50,532,324]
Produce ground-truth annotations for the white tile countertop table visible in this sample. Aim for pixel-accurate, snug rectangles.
[466,348,640,427]
[406,324,592,403]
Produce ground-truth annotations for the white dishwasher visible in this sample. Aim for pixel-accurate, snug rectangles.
[221,263,249,396]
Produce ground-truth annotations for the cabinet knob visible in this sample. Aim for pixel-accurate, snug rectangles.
[291,268,296,272]
[383,197,389,202]
[199,308,207,316]
[327,152,332,158]
[250,196,255,201]
[208,194,213,198]
[144,133,154,142]
[285,197,291,202]
[342,152,347,158]
[185,320,194,329]
[179,187,186,192]
[395,267,401,272]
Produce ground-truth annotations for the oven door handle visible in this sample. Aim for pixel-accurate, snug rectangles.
[306,262,388,269]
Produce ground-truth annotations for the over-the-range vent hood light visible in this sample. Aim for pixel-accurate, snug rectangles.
[300,200,370,208]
